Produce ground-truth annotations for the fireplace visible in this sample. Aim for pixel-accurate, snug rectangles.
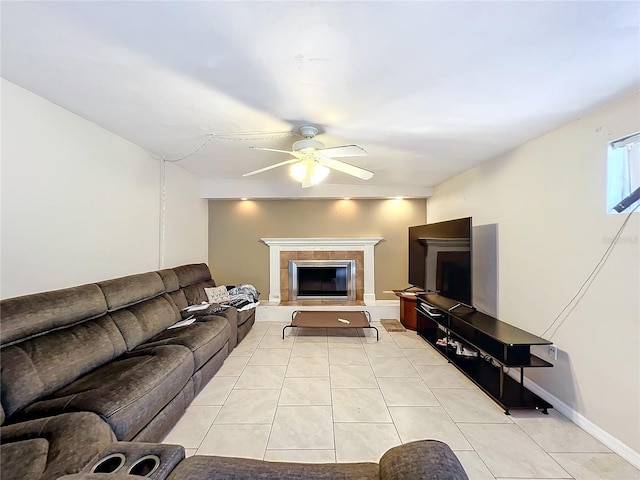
[260,237,382,304]
[289,260,356,300]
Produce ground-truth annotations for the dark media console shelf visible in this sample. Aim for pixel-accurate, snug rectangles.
[416,293,553,414]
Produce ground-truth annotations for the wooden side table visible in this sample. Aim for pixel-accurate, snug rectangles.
[394,292,419,331]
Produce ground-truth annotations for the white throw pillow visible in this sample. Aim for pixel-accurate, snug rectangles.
[204,286,230,304]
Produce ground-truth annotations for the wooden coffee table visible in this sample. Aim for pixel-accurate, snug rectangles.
[283,310,378,341]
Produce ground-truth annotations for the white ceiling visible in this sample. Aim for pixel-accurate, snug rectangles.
[2,1,639,198]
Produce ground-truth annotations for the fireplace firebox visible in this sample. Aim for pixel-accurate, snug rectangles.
[289,260,356,301]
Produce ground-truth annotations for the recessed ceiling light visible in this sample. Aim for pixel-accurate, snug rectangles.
[240,197,249,201]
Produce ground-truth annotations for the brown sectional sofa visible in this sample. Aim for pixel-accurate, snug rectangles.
[0,263,255,479]
[0,263,468,479]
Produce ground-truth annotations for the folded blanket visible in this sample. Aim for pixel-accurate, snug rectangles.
[227,284,260,302]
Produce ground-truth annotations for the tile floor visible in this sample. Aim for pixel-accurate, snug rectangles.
[163,321,640,480]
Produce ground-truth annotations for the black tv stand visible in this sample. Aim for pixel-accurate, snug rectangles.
[416,293,553,414]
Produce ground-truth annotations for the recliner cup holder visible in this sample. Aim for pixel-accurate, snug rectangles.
[91,453,126,473]
[82,442,183,479]
[127,454,161,477]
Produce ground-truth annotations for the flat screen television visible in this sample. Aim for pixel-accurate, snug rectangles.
[408,217,472,305]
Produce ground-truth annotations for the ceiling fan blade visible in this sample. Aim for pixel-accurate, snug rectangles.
[242,158,299,177]
[319,145,367,158]
[316,156,374,180]
[249,147,303,158]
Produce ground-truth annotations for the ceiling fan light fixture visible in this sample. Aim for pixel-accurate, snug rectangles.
[292,138,324,151]
[244,126,371,184]
[310,163,329,184]
[289,160,329,186]
[289,162,307,182]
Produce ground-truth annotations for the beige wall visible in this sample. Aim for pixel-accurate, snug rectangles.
[427,92,640,460]
[208,199,427,300]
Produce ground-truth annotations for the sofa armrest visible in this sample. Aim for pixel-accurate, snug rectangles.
[378,440,468,480]
[0,412,116,480]
[206,308,238,350]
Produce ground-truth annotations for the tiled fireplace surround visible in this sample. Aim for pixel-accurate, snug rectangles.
[261,238,382,305]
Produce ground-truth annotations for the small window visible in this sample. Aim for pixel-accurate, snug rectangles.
[607,132,640,214]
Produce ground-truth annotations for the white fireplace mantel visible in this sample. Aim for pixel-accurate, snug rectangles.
[261,237,383,304]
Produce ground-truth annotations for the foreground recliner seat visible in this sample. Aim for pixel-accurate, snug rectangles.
[57,440,469,480]
[0,412,115,480]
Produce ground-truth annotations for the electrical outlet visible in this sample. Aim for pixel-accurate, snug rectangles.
[548,345,558,360]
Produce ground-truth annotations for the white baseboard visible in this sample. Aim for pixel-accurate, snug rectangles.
[508,371,640,469]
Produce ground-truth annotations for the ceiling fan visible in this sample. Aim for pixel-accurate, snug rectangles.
[243,125,374,188]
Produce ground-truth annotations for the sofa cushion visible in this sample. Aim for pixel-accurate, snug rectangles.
[0,284,107,347]
[110,295,181,350]
[167,289,189,310]
[0,315,127,418]
[173,263,214,288]
[21,345,194,441]
[0,412,116,480]
[157,268,180,292]
[136,316,230,371]
[98,272,165,312]
[182,280,216,306]
[167,455,379,480]
[126,294,182,341]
